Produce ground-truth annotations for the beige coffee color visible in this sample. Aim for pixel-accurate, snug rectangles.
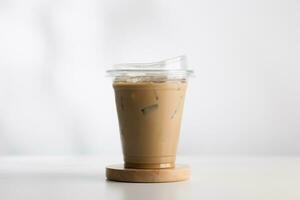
[113,80,187,169]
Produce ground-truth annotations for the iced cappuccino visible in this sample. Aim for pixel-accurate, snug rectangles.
[108,56,193,169]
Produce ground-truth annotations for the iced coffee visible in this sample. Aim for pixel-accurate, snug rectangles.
[108,56,193,169]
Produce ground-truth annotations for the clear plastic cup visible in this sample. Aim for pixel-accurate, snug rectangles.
[107,55,193,169]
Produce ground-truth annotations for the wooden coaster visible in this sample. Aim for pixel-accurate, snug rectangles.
[106,164,190,183]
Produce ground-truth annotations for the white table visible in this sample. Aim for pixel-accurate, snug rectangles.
[0,156,299,200]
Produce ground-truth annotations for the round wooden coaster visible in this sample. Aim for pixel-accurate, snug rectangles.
[106,164,190,183]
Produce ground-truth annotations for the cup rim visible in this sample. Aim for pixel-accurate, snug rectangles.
[106,55,194,78]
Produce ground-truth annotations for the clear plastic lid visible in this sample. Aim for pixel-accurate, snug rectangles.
[106,55,194,81]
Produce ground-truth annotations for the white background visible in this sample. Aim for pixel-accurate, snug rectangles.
[0,0,299,156]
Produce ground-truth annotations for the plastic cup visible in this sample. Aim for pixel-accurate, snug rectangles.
[107,55,193,169]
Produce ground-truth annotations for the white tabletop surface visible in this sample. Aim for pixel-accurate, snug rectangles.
[0,156,299,200]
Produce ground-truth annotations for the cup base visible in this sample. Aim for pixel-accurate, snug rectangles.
[125,162,175,169]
